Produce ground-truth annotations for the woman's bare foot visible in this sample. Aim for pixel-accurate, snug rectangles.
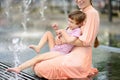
[29,45,40,53]
[6,67,21,74]
[87,68,98,79]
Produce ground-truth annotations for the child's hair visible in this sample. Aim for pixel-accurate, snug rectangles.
[68,10,99,48]
[68,10,86,25]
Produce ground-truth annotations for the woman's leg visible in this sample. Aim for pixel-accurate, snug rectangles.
[29,31,55,53]
[7,51,63,73]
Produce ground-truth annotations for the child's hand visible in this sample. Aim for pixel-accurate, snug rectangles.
[52,23,59,30]
[56,29,65,35]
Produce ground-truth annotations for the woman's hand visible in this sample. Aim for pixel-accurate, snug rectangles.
[56,29,83,47]
[73,39,83,46]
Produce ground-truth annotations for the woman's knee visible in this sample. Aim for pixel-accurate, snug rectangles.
[33,64,43,77]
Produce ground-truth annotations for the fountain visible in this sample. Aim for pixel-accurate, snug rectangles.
[62,0,68,23]
[7,0,32,79]
[0,0,72,79]
[0,0,48,79]
[8,38,22,80]
[39,0,47,21]
[22,0,32,32]
[4,0,11,27]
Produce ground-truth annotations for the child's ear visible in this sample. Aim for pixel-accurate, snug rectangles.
[78,22,84,26]
[83,20,86,25]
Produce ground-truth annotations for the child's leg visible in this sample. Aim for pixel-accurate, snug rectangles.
[7,51,63,73]
[29,31,55,53]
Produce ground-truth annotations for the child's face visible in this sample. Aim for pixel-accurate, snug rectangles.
[68,18,82,30]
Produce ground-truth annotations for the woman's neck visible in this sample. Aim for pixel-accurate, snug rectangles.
[83,4,91,10]
[82,5,92,12]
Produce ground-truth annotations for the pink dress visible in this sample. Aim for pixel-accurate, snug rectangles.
[34,6,100,79]
[51,28,81,54]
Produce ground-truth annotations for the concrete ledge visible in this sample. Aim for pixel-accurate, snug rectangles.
[98,45,120,53]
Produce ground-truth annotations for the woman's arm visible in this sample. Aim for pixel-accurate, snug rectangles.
[57,29,84,47]
[52,23,83,46]
[59,35,84,47]
[70,39,83,47]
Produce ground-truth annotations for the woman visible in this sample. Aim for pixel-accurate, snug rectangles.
[7,0,100,79]
[33,0,100,79]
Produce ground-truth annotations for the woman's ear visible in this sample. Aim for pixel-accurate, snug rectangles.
[75,0,78,3]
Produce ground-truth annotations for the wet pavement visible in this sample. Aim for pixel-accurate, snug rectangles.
[92,13,120,80]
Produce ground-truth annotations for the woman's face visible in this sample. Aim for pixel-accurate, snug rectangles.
[75,0,91,9]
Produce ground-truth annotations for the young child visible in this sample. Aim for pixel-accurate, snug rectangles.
[29,10,86,54]
[6,10,86,73]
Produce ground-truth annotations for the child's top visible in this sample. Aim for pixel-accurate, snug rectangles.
[51,28,81,54]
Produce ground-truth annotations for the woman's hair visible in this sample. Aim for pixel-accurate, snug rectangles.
[68,10,86,24]
[90,0,99,48]
[94,37,99,48]
[90,0,92,5]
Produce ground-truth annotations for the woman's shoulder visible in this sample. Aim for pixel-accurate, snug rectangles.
[86,8,99,16]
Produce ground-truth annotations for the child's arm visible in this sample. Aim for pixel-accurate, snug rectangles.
[51,23,62,38]
[57,29,79,44]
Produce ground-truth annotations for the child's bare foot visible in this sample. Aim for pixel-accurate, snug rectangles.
[29,45,40,53]
[6,67,21,74]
